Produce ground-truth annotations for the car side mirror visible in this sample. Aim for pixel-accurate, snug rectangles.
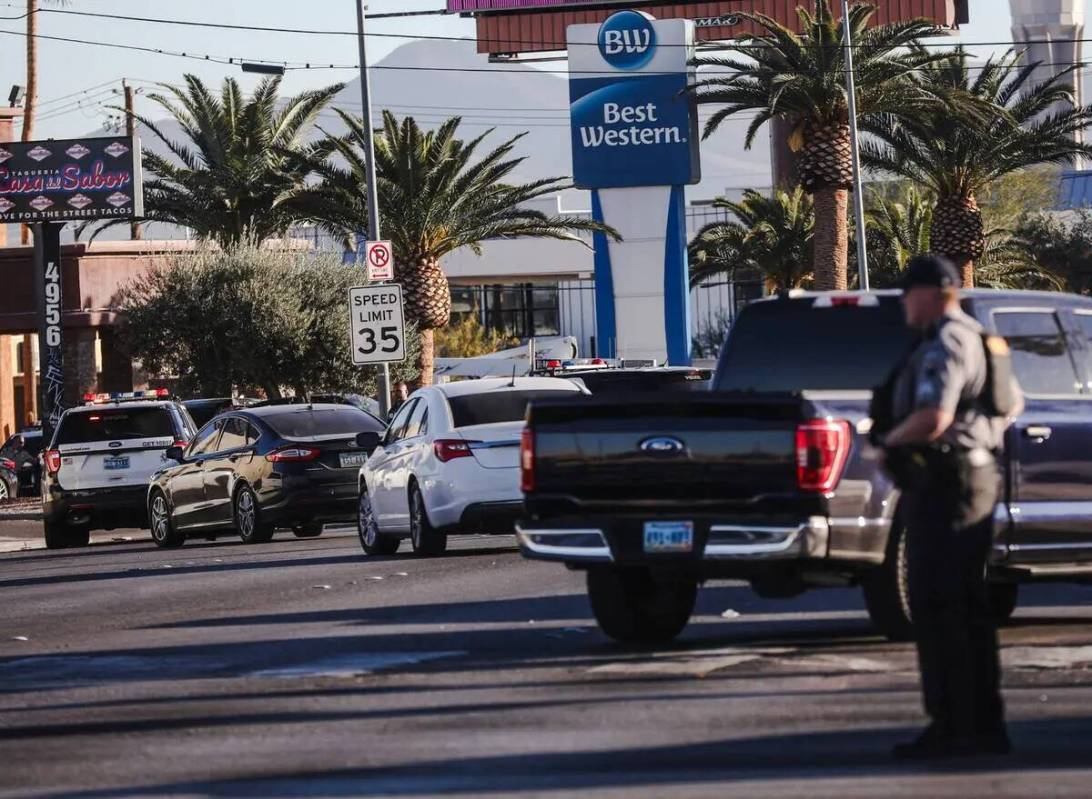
[355,431,382,453]
[164,445,185,463]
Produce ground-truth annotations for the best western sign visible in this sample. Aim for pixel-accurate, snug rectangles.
[568,11,700,189]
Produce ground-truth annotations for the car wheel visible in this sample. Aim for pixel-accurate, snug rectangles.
[990,582,1019,623]
[861,517,914,642]
[149,490,185,549]
[358,489,399,556]
[235,484,274,544]
[292,522,324,538]
[586,567,697,645]
[0,472,13,502]
[409,484,446,556]
[43,519,91,550]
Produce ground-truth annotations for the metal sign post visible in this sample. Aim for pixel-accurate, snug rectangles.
[355,0,392,417]
[33,222,64,444]
[842,0,870,291]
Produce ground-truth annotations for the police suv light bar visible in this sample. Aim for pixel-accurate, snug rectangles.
[83,388,170,404]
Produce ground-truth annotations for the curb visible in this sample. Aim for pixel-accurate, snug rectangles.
[0,513,42,522]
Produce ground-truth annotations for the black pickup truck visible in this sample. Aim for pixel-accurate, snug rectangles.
[517,290,1092,643]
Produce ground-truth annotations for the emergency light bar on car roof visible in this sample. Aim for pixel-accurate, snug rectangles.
[812,295,881,308]
[82,389,171,405]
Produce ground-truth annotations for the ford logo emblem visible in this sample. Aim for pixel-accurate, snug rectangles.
[108,442,122,448]
[598,10,657,72]
[639,436,686,456]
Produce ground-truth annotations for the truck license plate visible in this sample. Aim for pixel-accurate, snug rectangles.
[104,456,130,471]
[643,521,694,553]
[339,452,368,468]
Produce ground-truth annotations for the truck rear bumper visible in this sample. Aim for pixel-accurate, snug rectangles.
[516,517,830,565]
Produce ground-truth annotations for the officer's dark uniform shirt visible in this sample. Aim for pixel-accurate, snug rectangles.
[892,308,1009,453]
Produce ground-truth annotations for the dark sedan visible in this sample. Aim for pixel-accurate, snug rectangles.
[147,404,385,548]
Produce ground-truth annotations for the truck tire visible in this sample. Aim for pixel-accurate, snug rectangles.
[587,567,697,645]
[861,519,914,642]
[43,519,91,550]
[990,582,1019,623]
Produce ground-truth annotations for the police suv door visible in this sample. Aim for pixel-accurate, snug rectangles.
[992,306,1092,564]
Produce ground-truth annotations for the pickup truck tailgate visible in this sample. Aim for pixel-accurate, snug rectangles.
[528,394,805,504]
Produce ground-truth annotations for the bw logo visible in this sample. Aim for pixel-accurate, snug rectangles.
[597,10,657,71]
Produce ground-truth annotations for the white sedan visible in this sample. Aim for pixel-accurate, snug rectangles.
[356,377,585,556]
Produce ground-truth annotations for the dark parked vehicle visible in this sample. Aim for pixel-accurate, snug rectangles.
[0,428,43,496]
[518,290,1092,644]
[148,403,385,548]
[565,367,713,395]
[0,461,17,501]
[183,398,238,429]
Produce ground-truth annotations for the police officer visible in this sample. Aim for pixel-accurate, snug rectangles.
[880,254,1023,759]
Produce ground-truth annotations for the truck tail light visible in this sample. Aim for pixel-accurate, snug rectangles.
[44,449,62,475]
[266,446,320,463]
[433,439,475,463]
[795,419,851,493]
[520,428,534,492]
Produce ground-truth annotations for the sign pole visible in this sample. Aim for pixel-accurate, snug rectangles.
[842,0,870,291]
[355,0,391,418]
[33,222,64,445]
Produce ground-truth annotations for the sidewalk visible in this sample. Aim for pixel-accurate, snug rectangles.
[0,499,41,522]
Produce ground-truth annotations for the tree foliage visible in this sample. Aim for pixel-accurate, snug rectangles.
[434,314,520,359]
[118,248,419,398]
[107,74,343,247]
[1014,210,1092,295]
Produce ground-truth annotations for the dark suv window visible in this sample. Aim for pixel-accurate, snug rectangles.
[993,311,1082,396]
[56,407,177,445]
[716,298,914,392]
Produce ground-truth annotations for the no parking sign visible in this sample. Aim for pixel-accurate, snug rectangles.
[365,240,394,282]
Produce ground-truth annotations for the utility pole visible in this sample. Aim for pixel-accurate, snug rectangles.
[841,0,869,291]
[355,0,391,418]
[123,80,141,241]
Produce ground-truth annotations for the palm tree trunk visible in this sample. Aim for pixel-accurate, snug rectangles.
[812,187,849,291]
[930,195,985,290]
[414,329,435,391]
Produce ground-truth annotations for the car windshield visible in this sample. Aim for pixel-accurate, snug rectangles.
[265,407,383,438]
[715,298,914,392]
[55,408,175,445]
[448,390,577,428]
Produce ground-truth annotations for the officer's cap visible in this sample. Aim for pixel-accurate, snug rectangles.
[900,254,960,290]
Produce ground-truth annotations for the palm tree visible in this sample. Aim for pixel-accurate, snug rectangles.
[296,111,617,387]
[689,187,814,292]
[862,47,1092,287]
[865,186,933,286]
[109,74,343,247]
[691,1,946,291]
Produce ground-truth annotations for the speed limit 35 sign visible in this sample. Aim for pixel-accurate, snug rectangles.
[349,285,406,365]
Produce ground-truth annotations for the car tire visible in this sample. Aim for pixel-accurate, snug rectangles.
[586,567,697,645]
[862,518,914,642]
[358,489,399,556]
[990,582,1019,623]
[234,484,274,544]
[149,490,185,549]
[0,471,14,502]
[292,522,324,538]
[43,519,91,550]
[409,484,446,557]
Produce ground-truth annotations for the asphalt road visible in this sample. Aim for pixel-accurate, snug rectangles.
[2,521,1092,798]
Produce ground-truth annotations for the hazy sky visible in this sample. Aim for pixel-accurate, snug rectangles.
[0,0,1079,138]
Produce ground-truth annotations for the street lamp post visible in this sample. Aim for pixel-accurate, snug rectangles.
[355,0,391,418]
[841,0,870,291]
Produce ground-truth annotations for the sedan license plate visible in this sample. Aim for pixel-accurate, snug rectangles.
[339,452,368,468]
[103,456,130,471]
[643,521,694,554]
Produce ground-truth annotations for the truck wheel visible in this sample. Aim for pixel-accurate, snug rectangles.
[990,582,1019,623]
[235,484,274,544]
[861,519,914,642]
[587,567,697,645]
[149,490,185,549]
[409,485,446,556]
[43,519,90,550]
[358,490,400,556]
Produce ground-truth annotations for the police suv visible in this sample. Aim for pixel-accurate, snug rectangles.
[42,390,196,549]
